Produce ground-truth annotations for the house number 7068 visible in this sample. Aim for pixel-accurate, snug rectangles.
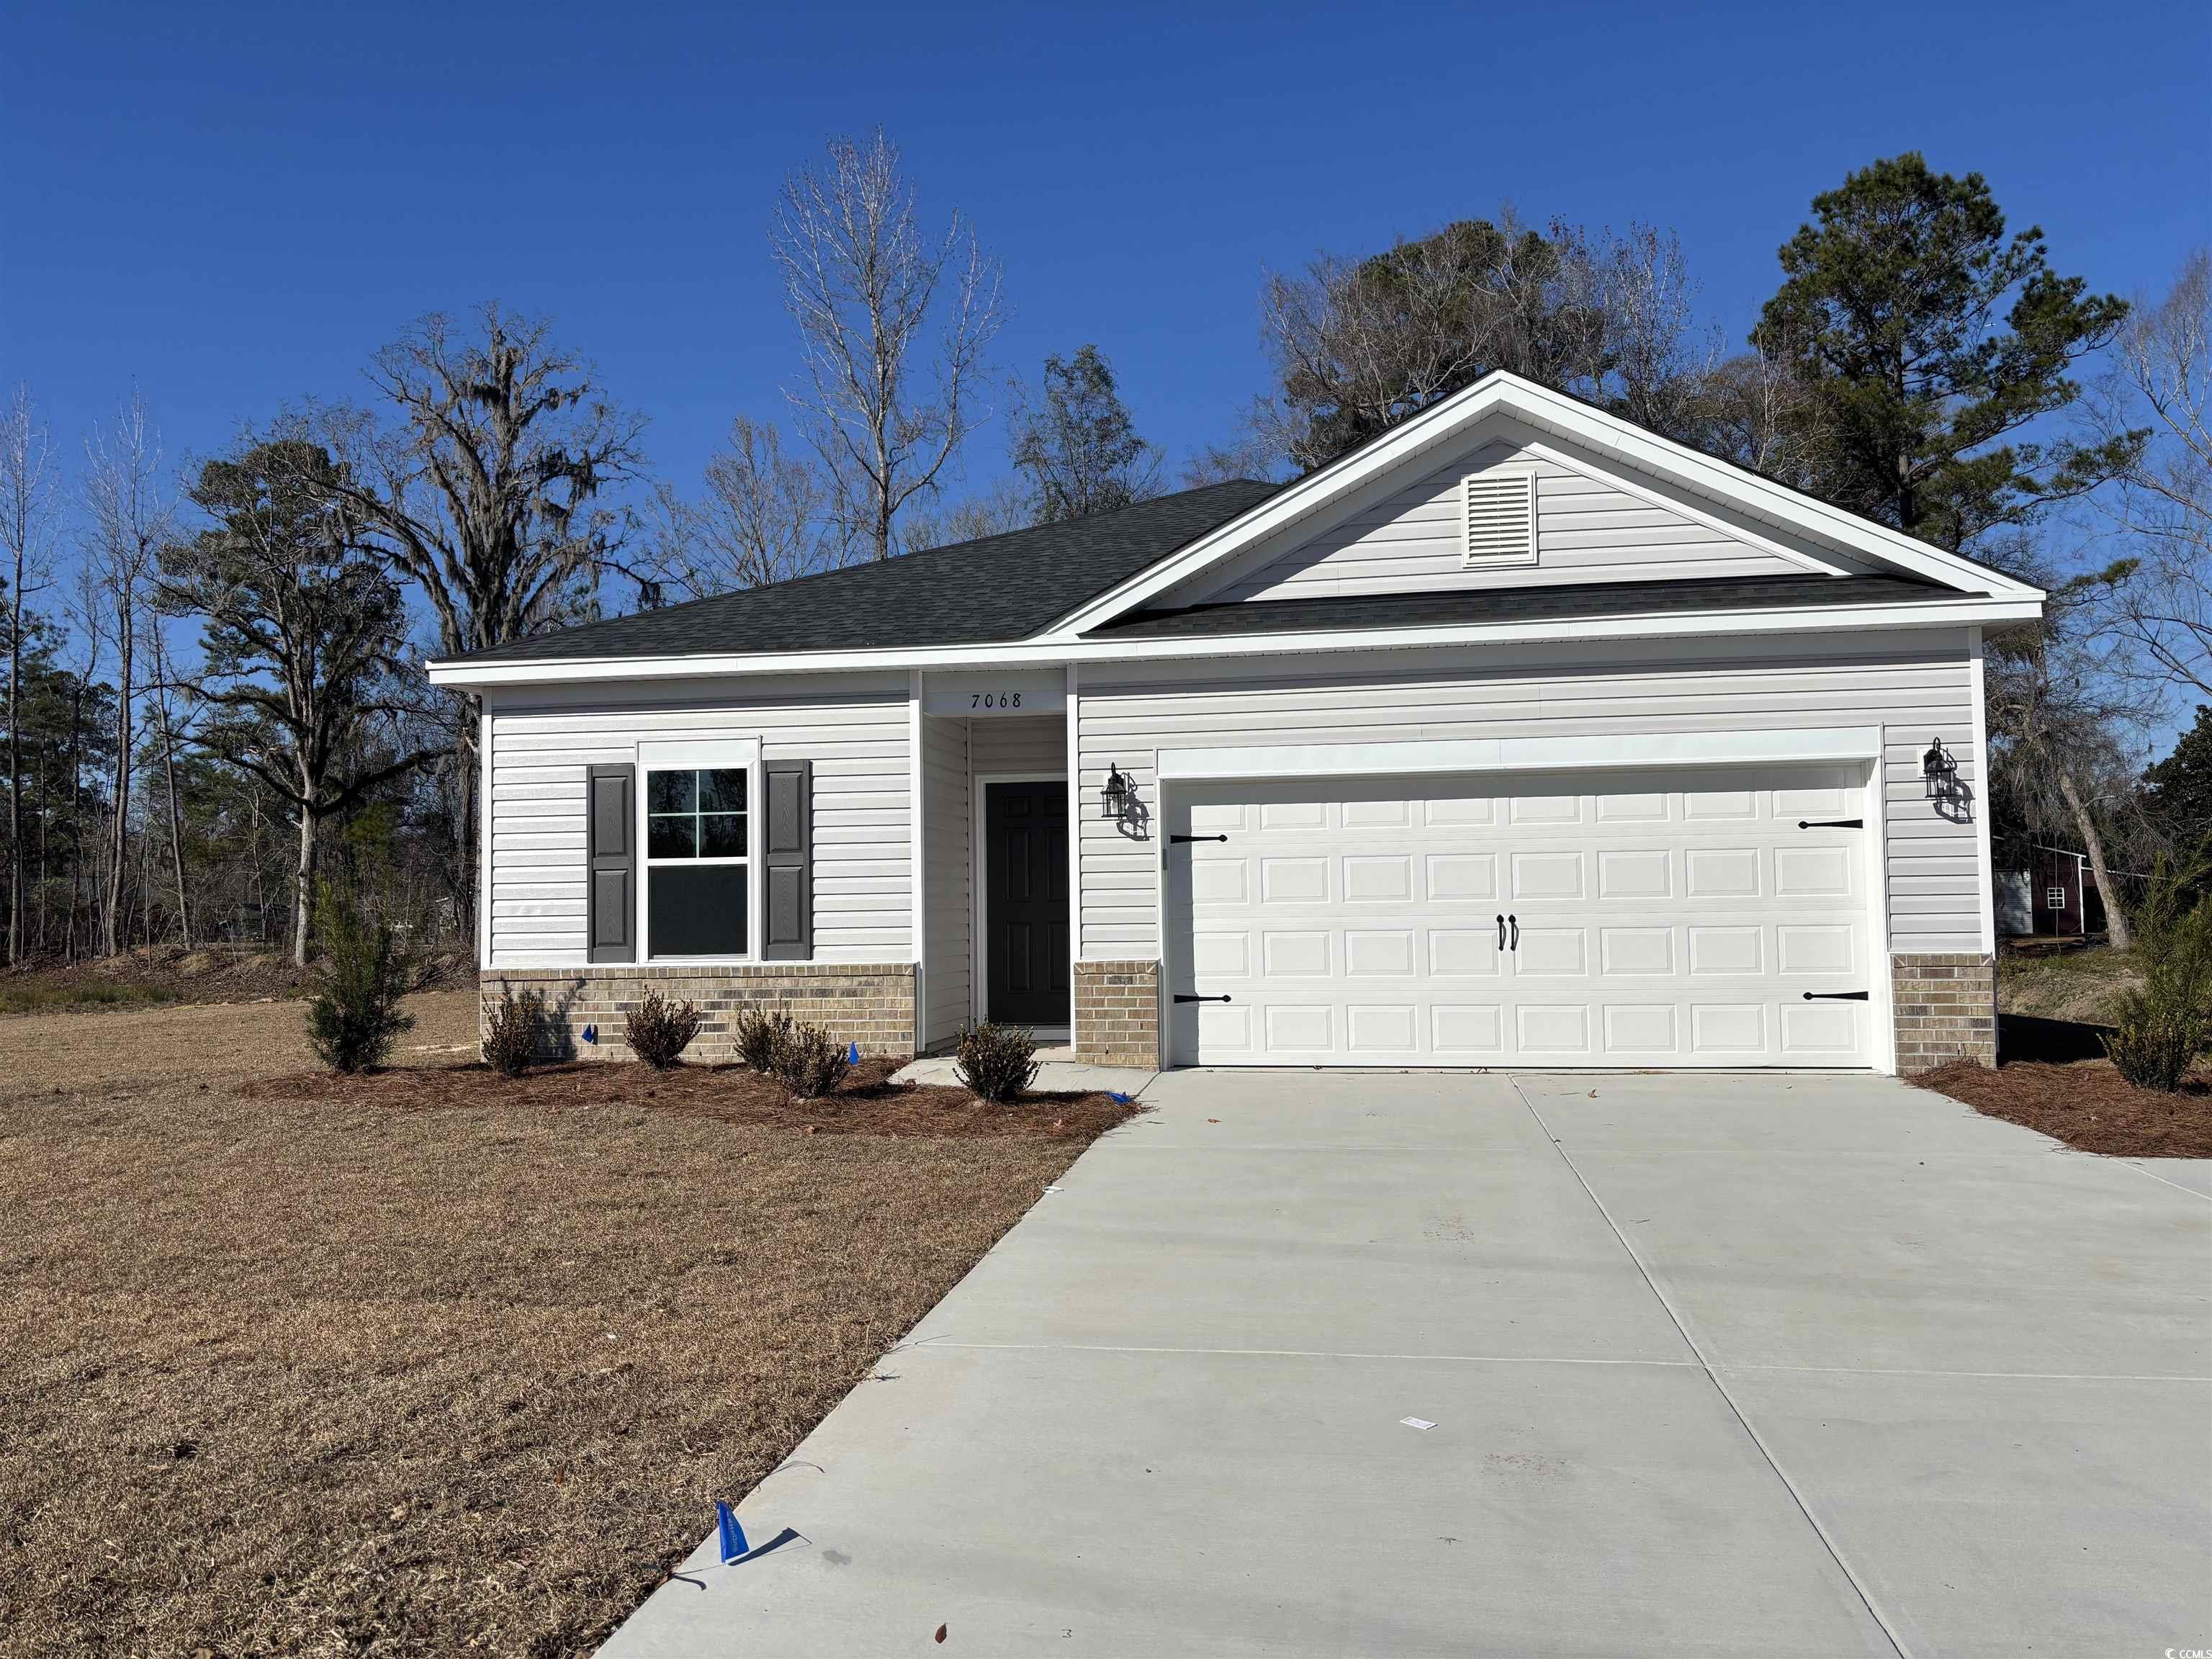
[971,691,1022,709]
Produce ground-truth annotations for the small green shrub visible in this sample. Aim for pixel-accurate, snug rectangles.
[482,982,544,1077]
[733,1004,793,1074]
[305,887,416,1074]
[956,1021,1039,1103]
[2100,855,2211,1092]
[625,989,702,1069]
[2103,997,2206,1092]
[772,1021,852,1099]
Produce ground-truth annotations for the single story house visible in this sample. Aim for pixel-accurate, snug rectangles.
[428,372,2040,1074]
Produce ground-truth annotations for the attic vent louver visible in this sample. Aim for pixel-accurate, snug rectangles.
[1462,470,1539,567]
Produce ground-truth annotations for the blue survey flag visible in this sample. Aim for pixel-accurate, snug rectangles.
[716,1501,749,1563]
[848,1040,860,1065]
[582,1023,598,1045]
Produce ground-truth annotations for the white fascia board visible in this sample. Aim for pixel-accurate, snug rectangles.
[1159,726,1884,781]
[1040,374,2042,637]
[425,594,2041,689]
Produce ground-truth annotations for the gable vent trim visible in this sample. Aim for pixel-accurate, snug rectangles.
[1462,470,1539,567]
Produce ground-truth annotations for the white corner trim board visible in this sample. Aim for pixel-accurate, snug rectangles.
[910,670,927,980]
[1969,625,1996,954]
[1156,727,1885,783]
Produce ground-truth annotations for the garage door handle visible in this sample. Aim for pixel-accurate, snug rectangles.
[1174,994,1232,1004]
[1802,991,1869,1000]
[1797,818,1864,829]
[1496,914,1506,950]
[1170,834,1228,845]
[1509,914,1519,950]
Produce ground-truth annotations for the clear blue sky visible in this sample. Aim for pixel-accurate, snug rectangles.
[4,0,2207,518]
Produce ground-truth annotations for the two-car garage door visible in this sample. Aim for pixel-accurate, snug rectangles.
[1164,765,1876,1069]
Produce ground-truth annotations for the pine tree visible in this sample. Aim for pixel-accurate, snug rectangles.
[1756,153,2132,551]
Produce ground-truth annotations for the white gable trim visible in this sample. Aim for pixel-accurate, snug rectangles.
[1046,373,2041,637]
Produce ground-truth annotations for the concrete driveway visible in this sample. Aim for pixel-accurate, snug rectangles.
[603,1071,2212,1658]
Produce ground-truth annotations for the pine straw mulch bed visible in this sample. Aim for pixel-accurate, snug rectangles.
[242,1054,1138,1141]
[1911,1058,2212,1157]
[0,1050,1138,1659]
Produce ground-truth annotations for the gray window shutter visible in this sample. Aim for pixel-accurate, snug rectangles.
[763,758,812,961]
[587,764,636,963]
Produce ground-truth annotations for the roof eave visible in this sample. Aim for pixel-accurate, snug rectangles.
[425,593,2039,689]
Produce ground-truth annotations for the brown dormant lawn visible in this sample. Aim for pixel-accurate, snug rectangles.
[0,990,1131,1657]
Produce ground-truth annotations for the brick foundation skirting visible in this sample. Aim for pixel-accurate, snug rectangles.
[1891,952,1997,1071]
[480,963,917,1064]
[1073,960,1161,1068]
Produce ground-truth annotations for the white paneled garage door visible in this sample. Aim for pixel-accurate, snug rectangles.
[1164,765,1876,1069]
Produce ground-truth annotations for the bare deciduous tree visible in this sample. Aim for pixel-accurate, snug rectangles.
[1180,418,1286,489]
[1984,547,2162,949]
[81,394,174,957]
[2,383,56,965]
[308,306,645,935]
[899,477,1030,552]
[2081,251,2211,698]
[333,306,647,659]
[1681,336,1827,490]
[1254,211,1721,470]
[144,621,194,947]
[648,416,840,599]
[772,130,1003,559]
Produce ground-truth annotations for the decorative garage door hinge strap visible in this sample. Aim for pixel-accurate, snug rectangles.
[1802,990,1870,1000]
[1797,818,1864,828]
[1170,833,1228,844]
[1174,994,1233,1003]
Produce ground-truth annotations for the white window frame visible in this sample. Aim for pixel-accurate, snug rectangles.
[636,737,762,965]
[1461,466,1540,568]
[2046,886,2067,910]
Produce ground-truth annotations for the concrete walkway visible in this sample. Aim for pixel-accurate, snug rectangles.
[603,1070,2212,1658]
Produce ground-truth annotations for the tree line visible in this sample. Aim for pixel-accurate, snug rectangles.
[2,136,2206,973]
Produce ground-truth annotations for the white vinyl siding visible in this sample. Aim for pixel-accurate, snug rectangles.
[921,716,972,1047]
[1075,630,1984,961]
[968,714,1066,778]
[485,673,912,968]
[1184,434,1880,606]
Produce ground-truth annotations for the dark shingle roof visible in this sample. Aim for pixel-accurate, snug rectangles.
[450,480,1280,664]
[1083,574,1951,641]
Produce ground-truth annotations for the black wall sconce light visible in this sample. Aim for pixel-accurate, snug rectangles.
[1922,737,1960,804]
[1102,762,1133,822]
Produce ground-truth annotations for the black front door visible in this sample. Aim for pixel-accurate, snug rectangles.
[985,780,1069,1026]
